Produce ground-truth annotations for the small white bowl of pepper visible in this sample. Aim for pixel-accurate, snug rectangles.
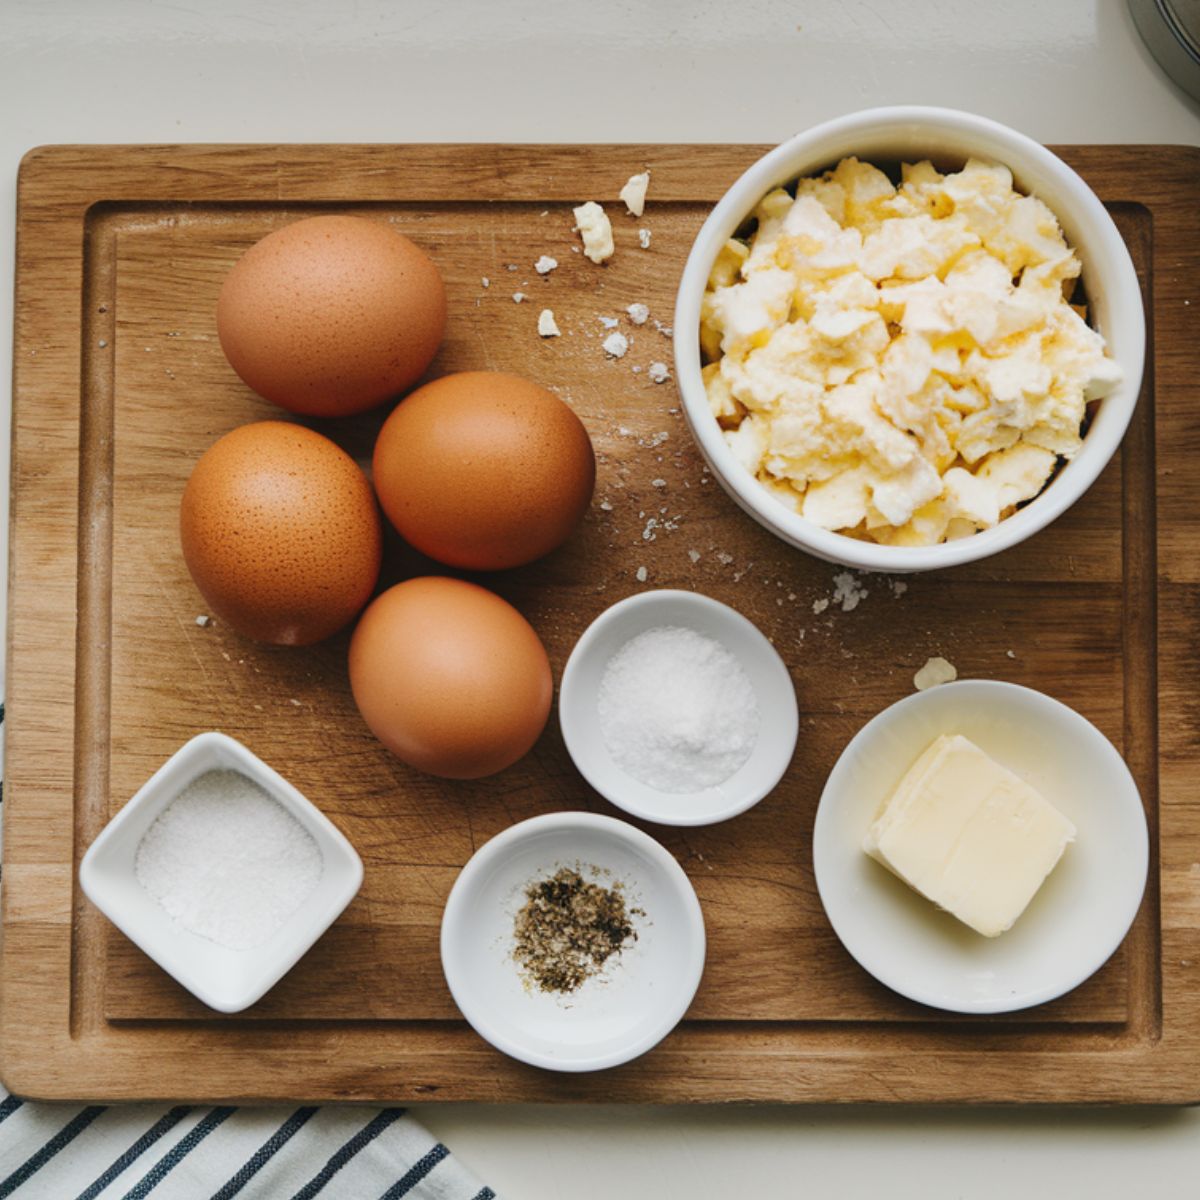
[439,811,706,1072]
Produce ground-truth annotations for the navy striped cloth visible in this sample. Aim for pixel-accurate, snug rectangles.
[0,707,497,1200]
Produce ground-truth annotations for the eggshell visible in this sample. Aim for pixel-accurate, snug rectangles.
[348,577,552,779]
[216,215,447,418]
[181,421,382,645]
[372,371,595,570]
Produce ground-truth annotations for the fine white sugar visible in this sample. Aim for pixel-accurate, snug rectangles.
[597,625,760,793]
[135,769,324,951]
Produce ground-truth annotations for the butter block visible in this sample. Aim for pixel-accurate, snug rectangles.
[863,734,1075,937]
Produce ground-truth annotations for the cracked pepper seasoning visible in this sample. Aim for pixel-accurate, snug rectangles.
[512,866,637,993]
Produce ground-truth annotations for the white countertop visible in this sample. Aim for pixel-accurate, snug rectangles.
[4,1,1199,1196]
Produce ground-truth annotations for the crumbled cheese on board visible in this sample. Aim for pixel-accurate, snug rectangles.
[574,201,615,263]
[914,656,958,690]
[620,171,651,217]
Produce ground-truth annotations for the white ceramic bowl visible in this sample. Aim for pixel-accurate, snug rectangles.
[79,731,363,1013]
[440,811,706,1072]
[674,106,1146,572]
[559,590,799,826]
[812,680,1148,1013]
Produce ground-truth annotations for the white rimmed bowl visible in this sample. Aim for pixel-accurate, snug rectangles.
[812,680,1148,1014]
[79,731,362,1013]
[559,590,799,826]
[440,811,706,1072]
[674,105,1146,572]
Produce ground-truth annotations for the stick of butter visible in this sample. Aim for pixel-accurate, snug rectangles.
[863,734,1076,937]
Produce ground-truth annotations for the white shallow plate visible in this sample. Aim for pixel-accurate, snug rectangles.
[559,590,799,826]
[813,680,1148,1014]
[440,811,706,1072]
[79,731,363,1013]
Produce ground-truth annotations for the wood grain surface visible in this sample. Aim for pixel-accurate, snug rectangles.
[2,142,1197,1103]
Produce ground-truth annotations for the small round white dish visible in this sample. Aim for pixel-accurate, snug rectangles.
[813,680,1148,1014]
[441,811,706,1072]
[559,590,799,826]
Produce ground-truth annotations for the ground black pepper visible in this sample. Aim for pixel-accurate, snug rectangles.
[512,866,638,994]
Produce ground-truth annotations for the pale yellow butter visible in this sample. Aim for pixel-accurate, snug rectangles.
[863,734,1075,937]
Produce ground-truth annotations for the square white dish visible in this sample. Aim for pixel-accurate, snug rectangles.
[79,731,362,1013]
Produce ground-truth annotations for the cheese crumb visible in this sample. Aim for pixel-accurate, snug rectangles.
[914,656,958,690]
[195,615,211,627]
[574,201,614,263]
[599,316,620,329]
[603,332,629,359]
[636,566,648,582]
[627,303,650,325]
[832,571,868,611]
[481,277,490,288]
[638,228,652,249]
[538,309,561,338]
[535,255,558,275]
[648,361,671,384]
[620,171,651,217]
[512,292,526,303]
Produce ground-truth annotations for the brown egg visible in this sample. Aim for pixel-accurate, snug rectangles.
[216,215,447,418]
[181,421,382,645]
[372,371,595,570]
[348,577,552,779]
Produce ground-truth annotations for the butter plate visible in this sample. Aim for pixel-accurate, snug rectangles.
[812,680,1148,1014]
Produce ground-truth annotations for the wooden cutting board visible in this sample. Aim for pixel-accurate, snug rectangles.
[2,142,1198,1104]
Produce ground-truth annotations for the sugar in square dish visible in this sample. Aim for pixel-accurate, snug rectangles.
[863,733,1076,937]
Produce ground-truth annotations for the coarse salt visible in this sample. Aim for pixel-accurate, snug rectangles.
[626,303,650,326]
[598,626,760,793]
[134,769,323,951]
[538,309,561,337]
[535,255,558,275]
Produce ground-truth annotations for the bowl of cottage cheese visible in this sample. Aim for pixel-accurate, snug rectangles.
[673,107,1145,570]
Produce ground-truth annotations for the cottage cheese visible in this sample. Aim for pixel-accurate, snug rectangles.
[701,157,1123,546]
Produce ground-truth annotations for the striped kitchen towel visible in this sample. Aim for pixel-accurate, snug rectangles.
[0,705,497,1200]
[0,1094,494,1200]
